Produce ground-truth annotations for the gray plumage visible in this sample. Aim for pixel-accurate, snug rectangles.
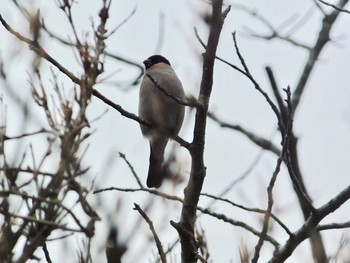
[139,55,185,188]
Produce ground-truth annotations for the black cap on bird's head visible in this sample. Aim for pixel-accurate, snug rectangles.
[143,55,171,69]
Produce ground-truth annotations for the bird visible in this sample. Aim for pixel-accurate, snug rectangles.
[138,55,185,188]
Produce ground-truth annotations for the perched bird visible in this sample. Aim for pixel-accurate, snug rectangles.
[139,55,185,188]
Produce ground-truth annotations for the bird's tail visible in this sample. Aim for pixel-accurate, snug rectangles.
[147,144,164,188]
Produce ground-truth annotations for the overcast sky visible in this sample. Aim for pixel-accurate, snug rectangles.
[1,0,350,262]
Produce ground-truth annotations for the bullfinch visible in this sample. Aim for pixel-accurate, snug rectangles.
[138,55,185,188]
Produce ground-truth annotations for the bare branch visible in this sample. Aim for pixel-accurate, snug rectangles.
[195,28,250,81]
[231,33,285,136]
[270,184,350,262]
[233,4,312,50]
[0,15,81,85]
[134,203,166,263]
[92,89,149,125]
[317,0,350,14]
[118,152,143,188]
[95,186,279,248]
[146,74,200,107]
[174,2,230,262]
[318,221,350,231]
[317,185,350,218]
[1,128,53,141]
[213,150,265,196]
[265,66,288,127]
[107,7,137,37]
[292,0,349,110]
[0,190,92,236]
[197,207,280,248]
[252,87,293,262]
[7,212,84,233]
[42,243,53,263]
[92,89,191,149]
[208,111,281,156]
[201,193,292,236]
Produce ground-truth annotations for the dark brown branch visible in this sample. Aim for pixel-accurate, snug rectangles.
[208,111,281,155]
[0,2,105,262]
[133,203,166,263]
[106,7,137,37]
[265,66,288,129]
[285,146,315,213]
[95,186,279,248]
[286,146,325,261]
[92,89,149,126]
[118,152,143,187]
[195,28,253,83]
[317,221,350,231]
[317,185,350,218]
[146,74,200,107]
[95,150,279,249]
[1,167,57,178]
[7,212,83,233]
[252,87,293,262]
[0,190,90,235]
[270,184,350,262]
[292,0,349,110]
[283,89,316,217]
[41,18,144,86]
[92,89,191,149]
[232,33,285,136]
[0,15,81,85]
[42,243,53,263]
[270,6,350,257]
[42,19,144,71]
[201,193,292,236]
[317,0,350,13]
[213,150,264,197]
[2,128,53,141]
[174,2,230,262]
[197,207,280,248]
[233,4,312,50]
[196,27,285,135]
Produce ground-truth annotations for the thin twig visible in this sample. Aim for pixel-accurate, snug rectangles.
[92,89,192,149]
[252,87,293,262]
[42,243,53,263]
[8,212,84,233]
[146,74,200,107]
[107,7,137,37]
[175,3,230,262]
[270,184,350,262]
[233,4,311,50]
[92,89,149,126]
[232,32,285,135]
[215,150,265,196]
[265,66,287,128]
[118,152,143,187]
[0,190,91,235]
[292,0,349,110]
[94,186,279,248]
[317,0,350,13]
[42,20,144,72]
[201,193,292,236]
[0,15,81,85]
[198,207,280,248]
[195,27,248,77]
[133,203,167,263]
[208,111,281,155]
[2,128,53,140]
[317,221,350,231]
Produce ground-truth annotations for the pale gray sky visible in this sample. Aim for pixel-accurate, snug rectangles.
[1,0,350,262]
